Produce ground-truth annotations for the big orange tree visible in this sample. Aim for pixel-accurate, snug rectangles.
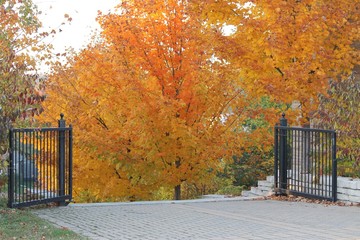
[40,0,272,201]
[40,0,359,201]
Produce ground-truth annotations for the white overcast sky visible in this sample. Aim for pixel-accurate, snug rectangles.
[33,0,119,53]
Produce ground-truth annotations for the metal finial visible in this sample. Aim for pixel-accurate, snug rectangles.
[280,112,287,126]
[60,113,64,119]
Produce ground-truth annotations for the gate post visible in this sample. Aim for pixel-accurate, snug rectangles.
[8,129,14,208]
[332,133,337,202]
[58,113,66,206]
[279,113,288,193]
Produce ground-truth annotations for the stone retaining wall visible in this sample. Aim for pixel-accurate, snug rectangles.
[244,176,360,204]
[337,177,360,203]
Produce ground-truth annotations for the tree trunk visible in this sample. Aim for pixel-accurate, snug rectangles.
[174,157,181,200]
[174,185,181,200]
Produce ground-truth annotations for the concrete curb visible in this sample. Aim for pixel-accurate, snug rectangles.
[68,195,266,208]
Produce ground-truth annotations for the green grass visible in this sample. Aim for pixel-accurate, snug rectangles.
[0,207,87,240]
[216,185,244,196]
[0,206,87,240]
[0,185,86,240]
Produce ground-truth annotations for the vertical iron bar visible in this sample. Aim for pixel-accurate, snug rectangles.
[332,132,337,202]
[289,130,293,189]
[321,132,324,197]
[298,130,300,190]
[58,114,66,206]
[48,130,53,197]
[21,132,24,203]
[306,130,310,194]
[27,132,30,201]
[327,132,330,198]
[302,129,305,193]
[288,130,291,189]
[48,130,51,198]
[15,132,22,203]
[53,130,57,197]
[310,130,313,194]
[45,130,48,200]
[25,132,28,203]
[328,132,331,198]
[293,130,300,192]
[35,131,39,201]
[311,131,315,195]
[45,130,48,198]
[50,130,54,196]
[279,113,287,192]
[46,131,50,197]
[16,131,19,204]
[64,130,69,195]
[51,130,54,198]
[30,131,33,201]
[330,132,333,198]
[303,129,306,194]
[316,132,318,196]
[295,130,299,192]
[68,126,73,200]
[31,131,35,201]
[317,132,320,196]
[8,129,14,208]
[294,130,296,191]
[53,130,56,197]
[325,132,329,198]
[274,126,279,190]
[38,132,43,199]
[17,132,20,204]
[40,130,46,198]
[316,132,323,196]
[297,129,304,191]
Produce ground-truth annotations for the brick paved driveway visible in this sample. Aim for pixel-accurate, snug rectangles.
[34,199,360,240]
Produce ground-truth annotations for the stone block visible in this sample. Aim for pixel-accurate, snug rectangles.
[241,190,258,197]
[337,177,353,188]
[349,180,360,190]
[258,181,274,188]
[337,177,360,189]
[348,195,360,203]
[337,193,349,201]
[251,187,265,196]
[266,176,274,182]
[337,188,360,197]
[257,186,272,192]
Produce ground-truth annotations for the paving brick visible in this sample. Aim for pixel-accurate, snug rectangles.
[33,198,360,240]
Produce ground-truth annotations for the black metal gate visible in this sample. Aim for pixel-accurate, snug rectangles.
[8,114,72,208]
[274,114,337,201]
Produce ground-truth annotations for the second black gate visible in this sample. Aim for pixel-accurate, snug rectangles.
[274,114,337,202]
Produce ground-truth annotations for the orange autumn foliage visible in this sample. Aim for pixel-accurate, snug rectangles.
[40,0,271,201]
[196,0,359,122]
[39,0,359,201]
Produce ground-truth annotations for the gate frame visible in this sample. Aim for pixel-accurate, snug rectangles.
[274,114,337,202]
[8,114,73,208]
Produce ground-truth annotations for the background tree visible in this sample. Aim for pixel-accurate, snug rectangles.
[40,0,274,201]
[0,0,51,173]
[314,73,360,177]
[196,0,360,123]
